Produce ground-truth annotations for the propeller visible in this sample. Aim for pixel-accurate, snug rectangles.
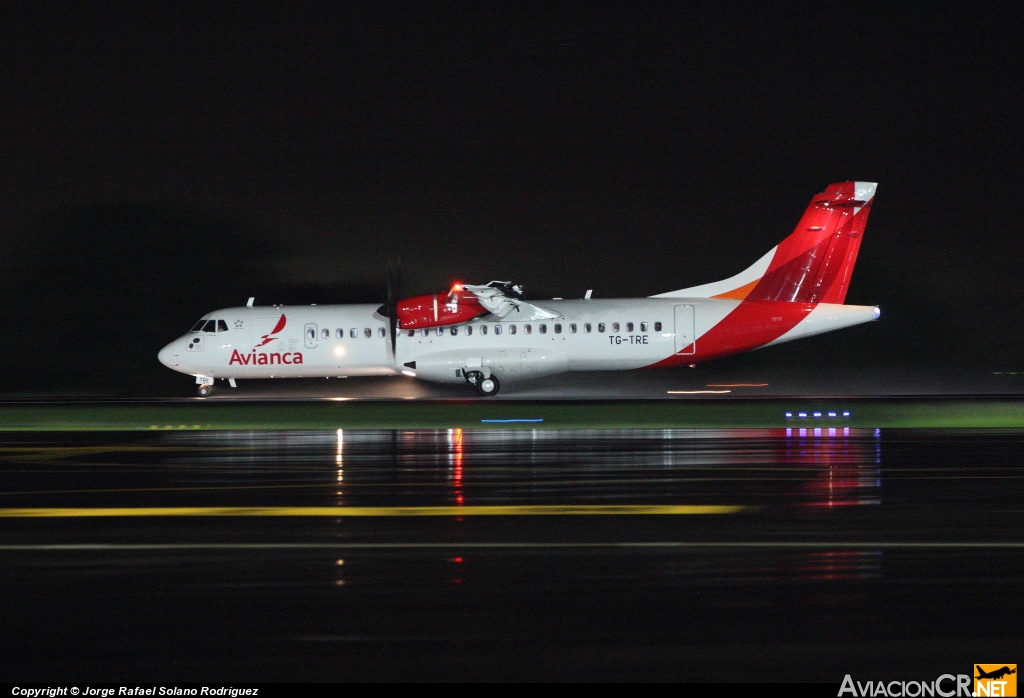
[386,259,402,354]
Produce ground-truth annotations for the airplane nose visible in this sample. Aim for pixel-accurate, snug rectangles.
[158,342,179,368]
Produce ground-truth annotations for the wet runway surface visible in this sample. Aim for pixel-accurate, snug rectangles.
[1,427,1022,681]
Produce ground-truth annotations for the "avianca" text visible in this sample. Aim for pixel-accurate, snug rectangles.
[229,350,304,365]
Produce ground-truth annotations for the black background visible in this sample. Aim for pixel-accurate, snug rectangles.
[2,4,1021,393]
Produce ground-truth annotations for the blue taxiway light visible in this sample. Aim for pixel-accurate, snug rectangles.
[481,419,545,423]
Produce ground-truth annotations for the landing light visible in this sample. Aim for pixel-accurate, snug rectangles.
[402,370,416,377]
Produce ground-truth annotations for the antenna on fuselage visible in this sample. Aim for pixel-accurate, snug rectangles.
[584,290,593,300]
[246,297,255,307]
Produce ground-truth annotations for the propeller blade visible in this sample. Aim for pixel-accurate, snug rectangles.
[387,259,402,354]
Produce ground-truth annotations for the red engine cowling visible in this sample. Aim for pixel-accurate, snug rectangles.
[397,287,486,329]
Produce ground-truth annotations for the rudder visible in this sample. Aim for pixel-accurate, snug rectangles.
[745,181,875,304]
[652,182,876,304]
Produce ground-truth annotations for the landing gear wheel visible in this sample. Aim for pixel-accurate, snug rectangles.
[465,371,482,386]
[197,384,213,397]
[476,374,500,397]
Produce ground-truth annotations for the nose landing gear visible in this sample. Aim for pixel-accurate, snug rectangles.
[464,370,501,397]
[195,376,215,397]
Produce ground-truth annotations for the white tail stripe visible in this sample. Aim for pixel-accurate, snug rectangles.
[651,247,776,299]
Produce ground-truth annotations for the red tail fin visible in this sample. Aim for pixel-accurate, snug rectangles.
[744,181,876,304]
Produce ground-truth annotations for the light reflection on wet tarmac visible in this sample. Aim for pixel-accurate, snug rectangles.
[0,427,1022,680]
[0,427,887,509]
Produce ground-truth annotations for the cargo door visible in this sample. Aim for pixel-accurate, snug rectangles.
[674,305,695,355]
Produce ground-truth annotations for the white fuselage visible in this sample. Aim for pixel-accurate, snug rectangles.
[157,298,879,385]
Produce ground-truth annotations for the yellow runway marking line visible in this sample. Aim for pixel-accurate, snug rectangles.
[0,504,747,518]
[666,390,732,395]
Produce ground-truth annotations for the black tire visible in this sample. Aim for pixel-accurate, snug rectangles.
[476,374,500,397]
[197,384,213,397]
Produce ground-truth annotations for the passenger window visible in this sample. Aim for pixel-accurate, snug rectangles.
[598,323,605,333]
[336,329,343,339]
[421,328,429,336]
[655,321,662,332]
[217,320,228,333]
[364,328,371,338]
[525,324,532,334]
[509,324,517,335]
[570,323,577,333]
[306,327,315,341]
[554,324,562,334]
[495,324,502,335]
[640,322,648,332]
[612,322,620,332]
[202,320,216,333]
[539,324,546,334]
[437,327,444,336]
[450,326,458,335]
[350,328,357,338]
[480,325,488,335]
[585,323,592,333]
[407,329,415,337]
[466,326,473,336]
[626,322,633,332]
[378,327,386,338]
[322,328,330,339]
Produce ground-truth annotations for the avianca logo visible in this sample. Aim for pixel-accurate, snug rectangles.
[229,313,304,365]
[229,350,304,365]
[254,313,287,348]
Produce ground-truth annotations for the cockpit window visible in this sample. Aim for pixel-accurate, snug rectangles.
[191,320,207,332]
[217,320,228,333]
[202,320,217,333]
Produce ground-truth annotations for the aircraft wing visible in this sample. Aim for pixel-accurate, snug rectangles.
[463,281,560,321]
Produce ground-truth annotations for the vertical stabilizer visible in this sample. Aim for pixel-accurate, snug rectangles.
[653,182,876,304]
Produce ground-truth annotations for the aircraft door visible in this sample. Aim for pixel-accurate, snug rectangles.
[304,324,318,348]
[519,349,536,376]
[674,305,695,355]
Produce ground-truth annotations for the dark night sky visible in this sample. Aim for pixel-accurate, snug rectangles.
[1,3,1022,393]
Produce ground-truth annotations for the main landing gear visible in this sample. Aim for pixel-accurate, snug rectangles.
[465,370,501,397]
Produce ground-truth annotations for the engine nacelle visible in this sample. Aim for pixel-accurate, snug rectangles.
[397,287,486,329]
[410,348,569,384]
